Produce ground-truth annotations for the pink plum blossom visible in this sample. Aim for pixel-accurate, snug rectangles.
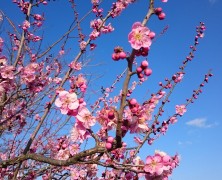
[69,144,80,156]
[128,22,152,50]
[175,104,187,116]
[170,116,178,124]
[55,90,79,114]
[144,154,164,175]
[22,20,30,31]
[0,65,15,79]
[76,107,96,129]
[70,122,91,143]
[55,149,69,160]
[79,41,87,50]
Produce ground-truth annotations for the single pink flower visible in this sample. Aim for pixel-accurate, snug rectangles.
[175,104,187,116]
[69,144,80,156]
[79,41,87,50]
[144,155,164,175]
[128,22,152,50]
[55,91,79,114]
[70,122,90,143]
[22,20,30,31]
[55,149,69,160]
[0,65,15,79]
[76,107,96,129]
[170,116,178,124]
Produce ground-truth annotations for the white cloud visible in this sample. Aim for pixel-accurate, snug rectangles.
[186,118,216,128]
[178,141,192,146]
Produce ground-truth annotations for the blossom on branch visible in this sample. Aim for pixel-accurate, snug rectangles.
[76,107,96,129]
[55,90,79,114]
[175,104,187,116]
[128,22,152,50]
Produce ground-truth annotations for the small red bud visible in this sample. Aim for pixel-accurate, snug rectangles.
[144,68,152,76]
[112,53,120,61]
[137,73,144,78]
[78,98,84,104]
[119,51,127,59]
[107,136,114,143]
[129,98,137,105]
[141,60,149,69]
[108,110,115,119]
[62,143,67,149]
[42,1,48,5]
[158,12,166,20]
[148,32,156,39]
[136,67,143,73]
[105,142,112,150]
[155,7,163,15]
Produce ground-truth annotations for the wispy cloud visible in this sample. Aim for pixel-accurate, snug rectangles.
[178,141,192,146]
[186,118,216,128]
[209,0,217,4]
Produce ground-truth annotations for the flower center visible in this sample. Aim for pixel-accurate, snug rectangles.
[135,33,142,41]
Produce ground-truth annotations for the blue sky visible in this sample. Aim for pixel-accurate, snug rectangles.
[0,0,222,179]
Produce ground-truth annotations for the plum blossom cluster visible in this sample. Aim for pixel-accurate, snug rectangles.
[13,0,30,14]
[91,0,103,17]
[122,92,166,134]
[136,60,152,81]
[89,19,114,40]
[33,14,44,27]
[18,20,42,42]
[144,150,179,179]
[69,74,87,92]
[155,7,166,20]
[112,46,127,61]
[110,0,137,18]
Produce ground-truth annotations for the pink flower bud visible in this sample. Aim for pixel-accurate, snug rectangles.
[108,110,115,119]
[42,1,48,5]
[105,142,112,150]
[119,154,124,159]
[144,68,152,76]
[78,98,84,104]
[122,142,127,147]
[155,7,163,15]
[141,60,149,69]
[136,67,143,73]
[148,32,156,39]
[62,143,67,149]
[137,73,144,78]
[129,98,137,105]
[107,136,114,143]
[56,145,60,150]
[158,12,166,20]
[119,51,127,59]
[112,53,120,61]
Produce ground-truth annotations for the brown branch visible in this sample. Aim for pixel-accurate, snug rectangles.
[115,0,155,148]
[13,0,34,67]
[1,146,105,168]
